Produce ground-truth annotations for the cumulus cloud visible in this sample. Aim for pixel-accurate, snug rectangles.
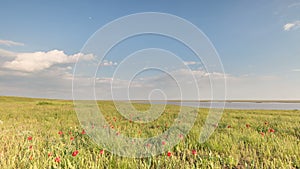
[0,39,24,46]
[2,50,94,72]
[283,21,300,31]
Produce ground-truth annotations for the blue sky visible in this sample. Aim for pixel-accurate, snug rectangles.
[0,0,300,100]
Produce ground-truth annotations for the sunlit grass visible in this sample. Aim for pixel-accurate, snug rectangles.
[0,96,299,168]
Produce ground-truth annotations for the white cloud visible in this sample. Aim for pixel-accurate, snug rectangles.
[2,50,94,72]
[283,21,300,31]
[92,69,227,100]
[0,39,24,46]
[92,69,300,100]
[292,69,300,72]
[183,61,200,66]
[0,68,74,99]
[101,60,117,66]
[0,48,17,57]
[1,64,300,100]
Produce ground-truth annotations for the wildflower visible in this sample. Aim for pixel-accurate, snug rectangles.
[268,128,275,133]
[246,124,250,128]
[100,150,104,155]
[162,141,166,145]
[260,132,265,137]
[192,150,197,156]
[179,134,184,139]
[167,151,172,157]
[29,145,33,150]
[227,125,231,128]
[72,150,79,157]
[70,136,74,141]
[81,130,86,135]
[27,136,32,141]
[29,155,33,160]
[54,157,60,163]
[58,131,63,135]
[48,152,52,157]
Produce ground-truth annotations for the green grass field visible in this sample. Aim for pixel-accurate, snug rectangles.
[0,96,299,168]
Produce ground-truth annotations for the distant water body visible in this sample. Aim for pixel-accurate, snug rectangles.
[135,101,300,110]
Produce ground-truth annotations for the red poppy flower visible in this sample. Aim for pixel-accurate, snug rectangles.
[58,131,63,135]
[55,157,60,163]
[246,124,250,128]
[162,141,166,145]
[100,150,104,155]
[179,134,184,139]
[48,152,52,157]
[268,128,275,133]
[227,125,231,128]
[27,136,32,141]
[29,145,33,149]
[72,150,79,157]
[260,132,265,137]
[167,151,172,157]
[192,150,197,156]
[81,130,86,135]
[29,156,33,160]
[70,136,74,141]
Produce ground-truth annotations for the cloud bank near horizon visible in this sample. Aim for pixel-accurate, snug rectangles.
[1,47,299,100]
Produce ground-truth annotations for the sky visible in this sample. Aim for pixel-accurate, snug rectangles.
[0,0,300,100]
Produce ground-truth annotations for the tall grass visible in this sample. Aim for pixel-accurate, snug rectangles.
[0,96,299,168]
